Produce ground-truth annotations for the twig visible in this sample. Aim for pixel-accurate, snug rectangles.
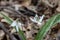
[0,6,29,24]
[0,6,27,18]
[0,22,17,40]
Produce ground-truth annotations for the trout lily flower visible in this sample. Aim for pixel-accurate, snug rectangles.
[30,14,45,25]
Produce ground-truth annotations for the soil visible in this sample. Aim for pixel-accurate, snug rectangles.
[0,0,60,40]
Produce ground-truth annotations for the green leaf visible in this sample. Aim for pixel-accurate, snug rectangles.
[0,13,26,40]
[35,14,60,40]
[0,13,13,24]
[19,28,26,40]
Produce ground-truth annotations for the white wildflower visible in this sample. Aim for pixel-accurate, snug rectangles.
[30,14,45,25]
[11,20,23,32]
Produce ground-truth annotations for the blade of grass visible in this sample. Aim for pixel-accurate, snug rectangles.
[0,13,26,40]
[19,28,26,40]
[0,13,13,24]
[35,14,60,40]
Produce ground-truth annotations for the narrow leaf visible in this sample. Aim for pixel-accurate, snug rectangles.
[0,13,26,40]
[35,14,60,40]
[0,13,13,24]
[19,28,26,40]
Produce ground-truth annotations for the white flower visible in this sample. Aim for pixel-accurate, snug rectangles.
[11,21,17,27]
[30,14,45,25]
[11,20,23,32]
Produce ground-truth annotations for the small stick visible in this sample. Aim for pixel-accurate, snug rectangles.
[0,22,17,40]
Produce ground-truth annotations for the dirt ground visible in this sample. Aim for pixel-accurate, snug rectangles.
[0,0,60,40]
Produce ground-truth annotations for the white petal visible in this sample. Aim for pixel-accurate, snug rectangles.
[39,15,45,22]
[11,21,17,27]
[35,14,38,17]
[37,22,42,25]
[16,25,19,32]
[30,17,37,23]
[18,22,23,30]
[34,14,38,20]
[18,22,22,26]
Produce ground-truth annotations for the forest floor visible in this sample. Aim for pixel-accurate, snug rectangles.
[0,0,60,40]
